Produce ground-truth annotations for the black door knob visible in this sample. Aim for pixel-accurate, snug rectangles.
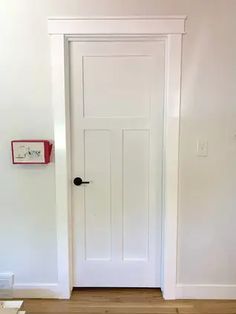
[73,177,90,186]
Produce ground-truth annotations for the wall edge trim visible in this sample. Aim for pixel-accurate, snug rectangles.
[176,284,236,299]
[13,283,63,299]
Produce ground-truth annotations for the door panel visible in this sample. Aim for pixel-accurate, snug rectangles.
[82,55,151,117]
[123,130,149,261]
[70,40,165,287]
[84,130,111,261]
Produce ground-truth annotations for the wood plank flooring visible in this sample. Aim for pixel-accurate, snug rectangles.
[22,288,236,314]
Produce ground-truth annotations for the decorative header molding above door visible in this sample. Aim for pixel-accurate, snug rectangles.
[48,16,186,35]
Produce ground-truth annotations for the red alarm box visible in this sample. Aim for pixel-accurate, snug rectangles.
[11,140,53,164]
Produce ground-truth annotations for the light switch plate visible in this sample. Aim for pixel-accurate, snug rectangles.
[197,139,208,157]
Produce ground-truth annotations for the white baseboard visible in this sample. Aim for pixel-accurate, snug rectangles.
[13,283,61,299]
[176,284,236,299]
[11,283,236,300]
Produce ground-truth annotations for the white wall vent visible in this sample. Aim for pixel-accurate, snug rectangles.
[0,273,14,298]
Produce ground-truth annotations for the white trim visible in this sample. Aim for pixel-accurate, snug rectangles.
[49,17,186,300]
[161,34,182,300]
[48,16,187,20]
[176,284,236,299]
[50,34,72,299]
[13,283,60,299]
[48,16,186,35]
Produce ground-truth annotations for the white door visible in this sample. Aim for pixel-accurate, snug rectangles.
[70,39,165,287]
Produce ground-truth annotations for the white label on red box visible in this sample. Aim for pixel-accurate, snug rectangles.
[12,142,45,163]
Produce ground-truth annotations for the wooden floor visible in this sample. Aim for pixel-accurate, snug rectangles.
[22,288,236,314]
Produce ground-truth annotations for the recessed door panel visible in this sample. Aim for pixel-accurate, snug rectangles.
[82,56,151,117]
[84,130,111,261]
[123,130,150,261]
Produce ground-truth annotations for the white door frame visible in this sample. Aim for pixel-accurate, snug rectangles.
[48,16,186,300]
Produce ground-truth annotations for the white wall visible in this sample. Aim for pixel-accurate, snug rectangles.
[0,0,236,297]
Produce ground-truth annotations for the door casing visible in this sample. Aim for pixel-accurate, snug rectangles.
[48,16,186,300]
